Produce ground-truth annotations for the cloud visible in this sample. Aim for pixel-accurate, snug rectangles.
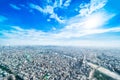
[79,0,107,16]
[0,0,120,47]
[59,0,63,7]
[9,4,21,10]
[56,0,114,39]
[1,26,51,40]
[29,3,65,23]
[63,0,71,7]
[52,26,120,39]
[29,3,43,12]
[49,0,71,8]
[47,6,116,39]
[0,15,7,22]
[52,27,57,31]
[0,26,120,46]
[67,11,115,30]
[29,0,72,23]
[0,26,61,45]
[29,0,107,23]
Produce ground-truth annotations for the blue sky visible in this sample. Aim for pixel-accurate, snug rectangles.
[0,0,120,47]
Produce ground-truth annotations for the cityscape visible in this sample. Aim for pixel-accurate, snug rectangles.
[0,46,120,80]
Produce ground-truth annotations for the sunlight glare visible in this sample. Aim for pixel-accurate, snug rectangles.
[84,14,103,29]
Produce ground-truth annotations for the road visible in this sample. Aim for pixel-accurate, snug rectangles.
[87,62,120,80]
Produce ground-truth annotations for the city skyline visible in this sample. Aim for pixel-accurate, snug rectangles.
[0,0,120,47]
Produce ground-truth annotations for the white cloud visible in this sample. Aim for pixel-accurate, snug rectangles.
[79,0,107,16]
[0,26,120,47]
[29,0,72,23]
[9,4,21,10]
[29,3,43,12]
[29,3,65,23]
[52,27,57,31]
[60,0,63,7]
[64,11,115,33]
[0,15,7,22]
[0,26,61,45]
[52,0,63,7]
[52,27,120,39]
[63,0,71,7]
[57,0,114,39]
[50,13,65,23]
[47,18,51,22]
[1,0,120,47]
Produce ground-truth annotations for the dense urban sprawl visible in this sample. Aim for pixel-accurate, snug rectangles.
[0,46,120,80]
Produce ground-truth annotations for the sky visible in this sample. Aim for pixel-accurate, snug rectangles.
[0,0,120,47]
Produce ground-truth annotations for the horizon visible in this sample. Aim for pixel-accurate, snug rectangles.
[1,44,120,49]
